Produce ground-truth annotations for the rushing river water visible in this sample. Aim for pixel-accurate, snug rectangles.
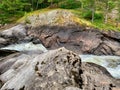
[1,42,48,52]
[80,55,120,79]
[1,42,120,79]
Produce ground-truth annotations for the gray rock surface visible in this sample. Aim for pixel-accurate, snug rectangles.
[28,25,120,56]
[0,48,82,90]
[81,62,120,90]
[0,24,26,38]
[1,10,120,56]
[0,48,120,90]
[0,24,28,47]
[0,9,120,90]
[1,19,120,56]
[21,9,76,27]
[0,24,42,47]
[0,38,8,47]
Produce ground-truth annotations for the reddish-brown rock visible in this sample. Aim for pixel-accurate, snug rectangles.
[28,25,120,56]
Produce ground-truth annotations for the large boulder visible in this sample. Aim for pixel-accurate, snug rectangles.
[0,24,27,47]
[0,48,82,90]
[81,62,120,90]
[19,9,77,27]
[1,10,120,56]
[0,24,27,38]
[0,48,120,90]
[0,24,43,48]
[28,25,120,56]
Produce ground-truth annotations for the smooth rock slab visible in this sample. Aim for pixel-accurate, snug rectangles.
[0,47,82,90]
[0,48,120,90]
[81,62,120,90]
[0,24,26,38]
[28,25,120,56]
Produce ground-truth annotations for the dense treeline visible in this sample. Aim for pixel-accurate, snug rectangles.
[0,0,120,28]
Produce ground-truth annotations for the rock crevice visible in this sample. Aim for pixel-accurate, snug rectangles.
[0,48,120,90]
[27,25,120,56]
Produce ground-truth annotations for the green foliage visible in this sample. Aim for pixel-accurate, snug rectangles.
[0,0,30,13]
[0,0,30,24]
[82,11,92,20]
[93,19,120,31]
[0,14,10,24]
[108,1,116,11]
[95,13,104,20]
[0,0,120,31]
[83,11,103,20]
[59,0,81,9]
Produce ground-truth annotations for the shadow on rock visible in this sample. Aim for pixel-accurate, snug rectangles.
[28,24,120,56]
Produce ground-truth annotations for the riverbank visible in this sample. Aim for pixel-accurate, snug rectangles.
[0,9,120,90]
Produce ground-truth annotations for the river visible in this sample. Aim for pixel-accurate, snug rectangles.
[1,42,120,79]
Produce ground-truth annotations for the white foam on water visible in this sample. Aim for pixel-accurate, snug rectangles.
[1,43,120,79]
[80,55,120,79]
[1,42,48,52]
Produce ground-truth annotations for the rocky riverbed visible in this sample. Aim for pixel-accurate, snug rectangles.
[28,25,120,56]
[0,47,120,90]
[0,24,120,90]
[0,9,120,90]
